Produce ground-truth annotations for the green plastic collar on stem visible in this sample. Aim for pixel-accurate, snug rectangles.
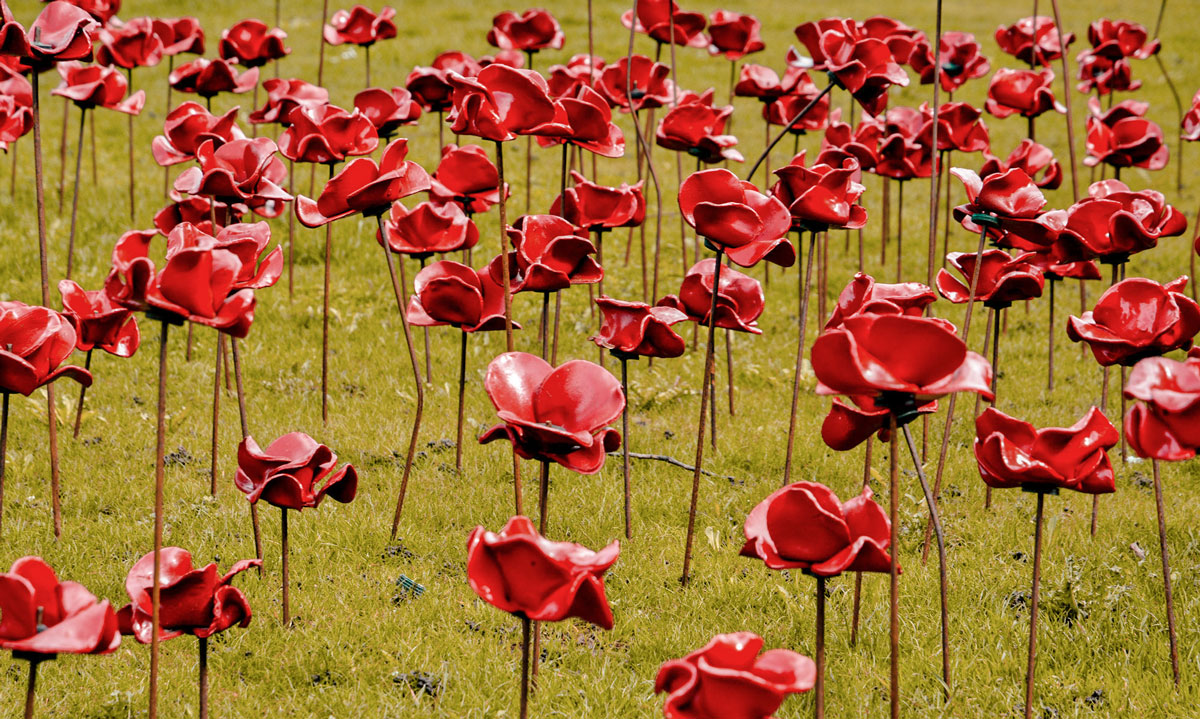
[876,391,921,428]
[970,212,1001,228]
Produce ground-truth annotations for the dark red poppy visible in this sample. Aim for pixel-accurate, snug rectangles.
[772,150,867,234]
[428,143,503,214]
[323,5,396,47]
[0,301,92,396]
[103,229,163,311]
[1083,98,1168,171]
[168,58,259,99]
[0,72,30,150]
[296,140,429,226]
[467,515,618,627]
[934,101,989,153]
[116,548,259,643]
[874,105,933,180]
[1076,50,1139,95]
[1056,179,1185,262]
[1021,250,1100,282]
[487,8,563,53]
[1088,18,1159,60]
[1183,89,1200,142]
[1068,277,1200,367]
[380,200,478,258]
[279,103,379,165]
[165,221,282,291]
[621,0,707,49]
[155,16,205,57]
[822,394,937,450]
[680,168,792,267]
[825,272,936,330]
[249,77,329,126]
[761,70,830,134]
[1123,355,1200,461]
[995,16,1075,66]
[51,61,145,114]
[152,102,244,167]
[951,167,1060,250]
[820,108,882,171]
[405,51,482,113]
[974,407,1117,493]
[0,0,98,73]
[535,84,624,158]
[656,632,814,719]
[406,260,515,333]
[657,258,764,334]
[235,432,357,509]
[58,279,139,357]
[551,170,644,231]
[174,137,291,209]
[861,15,930,71]
[547,54,604,97]
[734,62,806,101]
[794,18,909,116]
[591,296,687,359]
[479,48,525,69]
[446,63,556,142]
[42,0,117,24]
[706,10,764,60]
[153,193,231,235]
[0,556,120,656]
[937,249,1045,309]
[219,18,289,68]
[95,17,164,69]
[985,68,1064,120]
[914,31,990,93]
[488,214,601,293]
[479,352,624,474]
[353,86,421,138]
[980,139,1061,190]
[597,55,673,112]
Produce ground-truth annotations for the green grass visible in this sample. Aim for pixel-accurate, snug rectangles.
[3,0,1200,716]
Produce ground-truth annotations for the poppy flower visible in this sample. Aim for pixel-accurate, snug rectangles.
[155,16,205,57]
[734,62,806,102]
[0,92,31,151]
[103,229,164,311]
[860,15,929,71]
[994,16,1075,66]
[656,632,815,719]
[551,170,645,231]
[51,61,145,115]
[153,193,233,235]
[380,200,478,258]
[57,279,139,357]
[822,394,937,450]
[1021,250,1100,282]
[406,260,516,333]
[772,150,867,234]
[535,84,624,158]
[592,296,688,359]
[486,8,563,53]
[489,214,601,293]
[621,0,707,49]
[707,10,764,60]
[740,480,892,574]
[934,101,989,153]
[1083,98,1168,171]
[1068,277,1200,367]
[916,31,990,93]
[219,19,289,68]
[323,5,396,47]
[974,407,1117,493]
[679,168,792,267]
[278,103,379,165]
[479,352,624,474]
[657,258,765,334]
[547,54,605,97]
[174,137,291,210]
[295,139,430,225]
[116,548,259,643]
[950,167,1059,250]
[761,70,831,134]
[825,272,936,330]
[812,313,994,404]
[820,109,883,171]
[1076,50,1139,95]
[597,55,673,112]
[95,17,164,69]
[794,18,909,116]
[1183,89,1200,142]
[353,86,421,138]
[152,102,244,167]
[0,1,98,72]
[405,51,482,112]
[428,143,503,214]
[466,515,618,627]
[445,63,556,142]
[1056,179,1185,262]
[248,77,329,126]
[0,301,92,396]
[1088,18,1158,61]
[168,57,259,99]
[936,249,1045,309]
[979,139,1061,190]
[42,0,117,24]
[874,105,933,180]
[234,432,357,509]
[165,221,282,291]
[0,556,120,656]
[985,68,1064,120]
[1123,355,1200,461]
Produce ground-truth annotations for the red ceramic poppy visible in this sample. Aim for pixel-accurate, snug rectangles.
[820,109,882,172]
[551,170,645,231]
[874,105,933,180]
[165,221,282,291]
[153,193,232,235]
[656,90,742,164]
[479,49,526,69]
[980,139,1061,190]
[219,18,289,68]
[547,54,604,97]
[405,51,482,113]
[380,200,478,258]
[0,88,30,150]
[936,249,1045,309]
[592,296,687,359]
[41,0,117,24]
[353,86,421,138]
[794,18,909,116]
[446,63,556,142]
[103,229,164,312]
[466,515,619,627]
[296,139,430,225]
[155,16,205,57]
[761,70,830,134]
[1083,98,1168,171]
[279,103,379,165]
[985,68,1064,120]
[950,167,1059,250]
[0,301,92,396]
[1123,355,1200,461]
[707,10,764,60]
[0,0,98,72]
[0,556,120,656]
[1088,18,1159,61]
[822,394,937,450]
[489,214,601,293]
[679,168,792,267]
[974,407,1117,493]
[235,432,357,509]
[934,101,989,153]
[656,632,814,719]
[860,15,930,71]
[249,77,329,126]
[621,0,707,49]
[772,150,867,234]
[741,480,892,574]
[406,260,516,333]
[51,61,145,114]
[812,313,994,403]
[168,58,259,99]
[535,84,624,158]
[657,258,764,334]
[915,31,990,93]
[1021,249,1100,282]
[597,55,673,112]
[487,8,563,53]
[95,17,164,69]
[825,272,936,330]
[174,137,291,208]
[1068,277,1200,367]
[1183,89,1200,142]
[117,548,259,643]
[734,62,806,101]
[994,16,1074,66]
[58,279,139,357]
[324,5,396,47]
[428,143,503,214]
[1056,179,1185,262]
[1076,51,1139,96]
[152,102,244,167]
[479,352,624,474]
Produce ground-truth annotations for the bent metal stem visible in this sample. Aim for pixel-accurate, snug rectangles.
[744,80,836,184]
[229,338,263,572]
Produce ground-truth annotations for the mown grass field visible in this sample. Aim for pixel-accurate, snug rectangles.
[2,0,1200,716]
